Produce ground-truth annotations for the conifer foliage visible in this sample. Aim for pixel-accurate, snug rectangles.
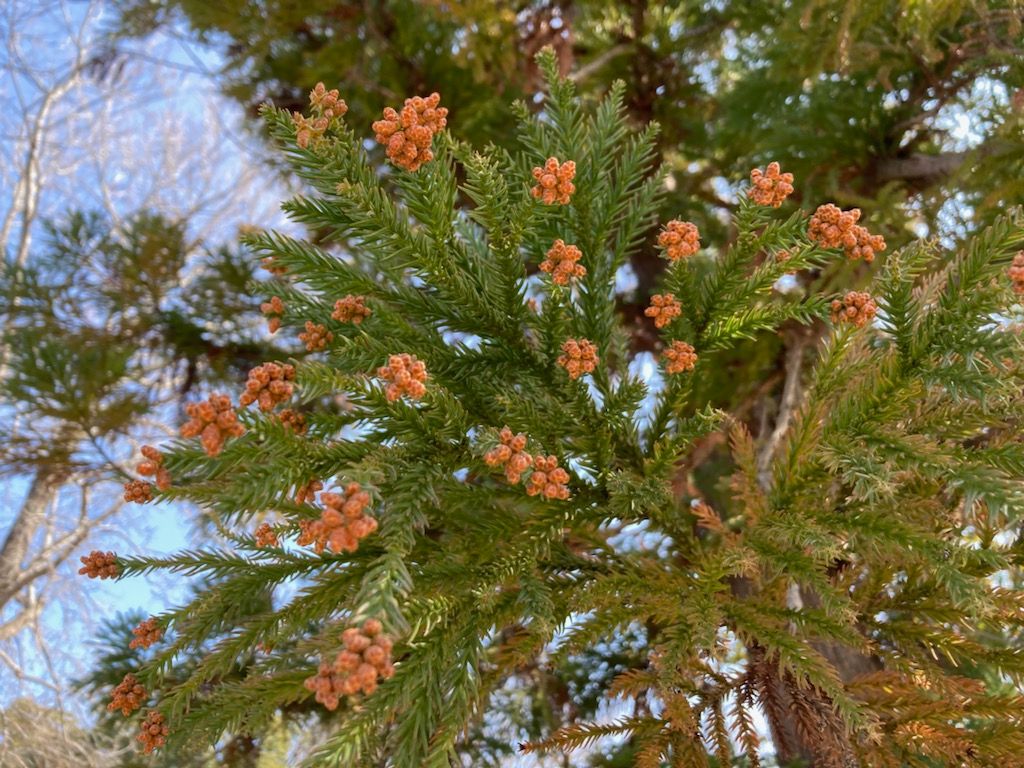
[90,50,1024,765]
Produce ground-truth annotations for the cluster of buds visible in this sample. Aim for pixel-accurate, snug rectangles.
[645,293,682,329]
[1009,252,1024,294]
[129,618,163,650]
[483,427,533,483]
[79,550,119,579]
[377,353,428,401]
[483,428,571,500]
[372,93,448,171]
[180,394,245,457]
[292,113,329,150]
[292,82,348,149]
[775,249,795,275]
[531,157,576,205]
[240,362,296,412]
[657,220,701,261]
[663,341,698,374]
[108,673,146,716]
[278,408,308,435]
[138,710,169,754]
[295,479,323,505]
[332,294,372,324]
[136,446,170,491]
[300,321,333,352]
[297,484,377,554]
[304,619,395,709]
[123,480,154,504]
[254,522,279,547]
[557,338,599,380]
[849,227,885,262]
[260,296,285,334]
[525,455,571,500]
[309,82,346,116]
[261,256,286,276]
[830,291,877,327]
[748,162,795,207]
[539,239,586,285]
[808,204,886,262]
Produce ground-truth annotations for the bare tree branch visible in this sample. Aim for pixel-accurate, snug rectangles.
[756,336,806,491]
[876,151,970,183]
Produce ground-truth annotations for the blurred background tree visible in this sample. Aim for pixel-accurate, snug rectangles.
[112,0,1024,245]
[0,206,283,765]
[0,697,107,768]
[0,1,289,765]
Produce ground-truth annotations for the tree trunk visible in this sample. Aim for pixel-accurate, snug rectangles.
[727,336,880,766]
[0,466,67,611]
[764,588,882,766]
[759,664,859,767]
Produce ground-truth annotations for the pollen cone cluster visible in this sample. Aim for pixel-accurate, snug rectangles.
[539,239,586,285]
[260,296,284,333]
[123,480,153,504]
[484,427,571,500]
[295,478,323,505]
[663,341,698,374]
[557,338,599,380]
[108,673,146,716]
[304,619,395,709]
[526,455,571,500]
[129,618,163,650]
[831,290,878,327]
[808,204,886,262]
[332,294,372,324]
[645,293,682,329]
[79,550,118,579]
[136,445,170,491]
[377,353,428,401]
[180,394,244,457]
[748,162,794,207]
[657,220,701,260]
[292,82,347,149]
[297,483,377,554]
[372,93,448,171]
[240,362,295,412]
[138,710,169,754]
[278,408,308,434]
[254,522,279,547]
[299,321,333,351]
[531,157,576,205]
[484,427,533,483]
